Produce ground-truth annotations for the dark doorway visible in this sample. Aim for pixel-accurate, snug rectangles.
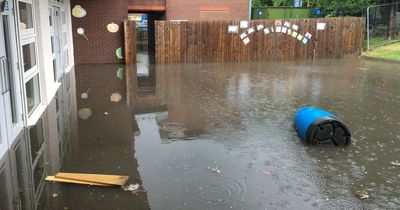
[128,11,165,113]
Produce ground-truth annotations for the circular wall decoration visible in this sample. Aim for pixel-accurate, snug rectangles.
[107,23,119,33]
[116,47,123,59]
[72,5,87,18]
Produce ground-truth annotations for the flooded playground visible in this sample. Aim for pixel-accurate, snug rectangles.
[44,58,400,210]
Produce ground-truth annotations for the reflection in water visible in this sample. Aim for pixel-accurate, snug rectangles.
[134,59,400,210]
[43,65,150,210]
[29,58,400,210]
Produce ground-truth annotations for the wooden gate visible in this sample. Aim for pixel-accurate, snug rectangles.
[155,17,365,64]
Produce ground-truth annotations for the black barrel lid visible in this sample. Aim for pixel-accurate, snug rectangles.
[306,116,351,146]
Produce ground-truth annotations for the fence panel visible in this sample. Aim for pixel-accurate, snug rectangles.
[155,17,365,64]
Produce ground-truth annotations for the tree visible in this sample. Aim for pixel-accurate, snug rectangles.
[252,0,273,7]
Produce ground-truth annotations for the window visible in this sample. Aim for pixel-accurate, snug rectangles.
[19,0,41,116]
[63,49,68,69]
[15,144,29,210]
[61,8,69,70]
[28,118,46,197]
[63,32,67,45]
[22,42,36,72]
[29,119,44,162]
[25,74,40,115]
[61,11,65,25]
[33,154,44,193]
[18,1,34,31]
[50,36,54,53]
[48,8,52,26]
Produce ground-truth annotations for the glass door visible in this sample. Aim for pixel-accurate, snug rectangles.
[1,0,24,141]
[0,0,9,157]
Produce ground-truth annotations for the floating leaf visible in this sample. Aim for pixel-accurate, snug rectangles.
[355,190,369,199]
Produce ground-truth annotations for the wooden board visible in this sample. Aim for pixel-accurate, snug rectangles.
[55,173,129,186]
[154,17,365,64]
[45,176,112,187]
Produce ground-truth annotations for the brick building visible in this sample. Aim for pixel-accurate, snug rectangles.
[71,0,251,64]
[129,0,250,20]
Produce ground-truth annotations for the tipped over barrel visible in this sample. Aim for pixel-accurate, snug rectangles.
[294,107,351,146]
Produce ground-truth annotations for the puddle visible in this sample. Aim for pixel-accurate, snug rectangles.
[133,59,400,210]
[43,59,400,210]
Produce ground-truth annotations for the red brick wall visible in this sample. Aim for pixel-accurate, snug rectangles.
[129,0,165,7]
[71,0,128,64]
[166,0,249,20]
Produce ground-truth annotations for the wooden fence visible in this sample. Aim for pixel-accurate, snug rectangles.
[155,17,365,64]
[124,20,136,64]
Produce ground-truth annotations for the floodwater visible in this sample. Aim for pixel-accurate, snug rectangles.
[44,58,400,210]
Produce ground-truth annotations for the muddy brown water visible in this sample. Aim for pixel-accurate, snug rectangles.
[44,58,400,210]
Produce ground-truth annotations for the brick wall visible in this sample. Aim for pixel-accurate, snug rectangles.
[71,0,128,64]
[129,0,165,7]
[166,0,249,20]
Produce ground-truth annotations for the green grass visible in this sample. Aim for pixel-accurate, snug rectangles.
[365,36,400,50]
[363,42,400,62]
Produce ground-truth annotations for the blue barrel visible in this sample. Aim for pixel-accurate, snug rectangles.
[294,107,351,146]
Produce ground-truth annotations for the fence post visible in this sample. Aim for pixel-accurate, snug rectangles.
[124,19,136,64]
[367,6,370,50]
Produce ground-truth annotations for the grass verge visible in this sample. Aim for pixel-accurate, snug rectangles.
[363,42,400,62]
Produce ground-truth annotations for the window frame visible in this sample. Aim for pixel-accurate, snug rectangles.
[16,0,42,119]
[17,0,36,37]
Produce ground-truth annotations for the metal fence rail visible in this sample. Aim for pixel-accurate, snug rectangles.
[367,2,400,50]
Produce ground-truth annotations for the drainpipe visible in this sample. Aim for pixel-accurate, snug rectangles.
[249,0,252,20]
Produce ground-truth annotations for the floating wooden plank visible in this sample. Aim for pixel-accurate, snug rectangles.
[55,173,129,186]
[45,176,112,187]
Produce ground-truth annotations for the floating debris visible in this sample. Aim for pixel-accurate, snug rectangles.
[52,193,59,198]
[390,161,400,166]
[208,166,221,174]
[122,183,140,195]
[110,92,122,103]
[355,190,369,199]
[78,108,92,120]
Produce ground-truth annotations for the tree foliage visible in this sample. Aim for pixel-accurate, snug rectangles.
[251,0,395,17]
